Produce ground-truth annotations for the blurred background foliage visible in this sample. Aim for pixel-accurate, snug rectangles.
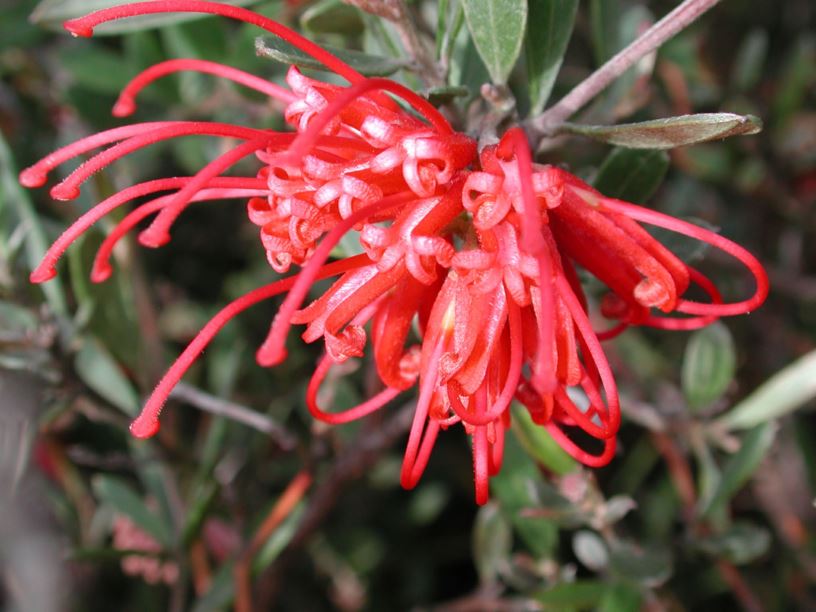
[1,0,815,610]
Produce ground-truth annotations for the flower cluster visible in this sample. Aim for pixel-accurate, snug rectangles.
[24,2,768,503]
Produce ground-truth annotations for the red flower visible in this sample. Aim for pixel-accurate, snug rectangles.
[23,1,768,504]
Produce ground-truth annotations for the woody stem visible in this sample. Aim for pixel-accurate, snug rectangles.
[524,0,723,140]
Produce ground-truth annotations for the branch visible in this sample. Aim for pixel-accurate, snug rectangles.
[169,382,296,450]
[525,0,723,139]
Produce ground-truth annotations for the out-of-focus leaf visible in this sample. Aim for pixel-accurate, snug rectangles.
[192,561,235,612]
[589,0,615,65]
[462,0,527,85]
[573,530,609,571]
[74,337,140,416]
[31,0,261,34]
[408,482,450,525]
[598,583,642,612]
[511,404,576,475]
[253,502,306,571]
[695,522,772,565]
[0,133,68,317]
[161,20,227,106]
[450,29,492,94]
[181,482,218,547]
[598,495,637,526]
[62,44,131,95]
[608,540,672,587]
[732,29,768,92]
[255,36,409,77]
[682,323,736,410]
[648,215,717,263]
[0,302,38,333]
[300,0,364,35]
[718,350,816,430]
[700,422,776,518]
[92,475,173,546]
[473,501,512,584]
[560,113,762,149]
[772,34,816,125]
[425,85,470,106]
[491,434,560,558]
[691,436,722,523]
[593,148,669,204]
[536,580,607,608]
[525,0,578,114]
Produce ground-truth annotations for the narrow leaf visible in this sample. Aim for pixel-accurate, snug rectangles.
[700,422,777,518]
[682,322,737,410]
[560,113,763,149]
[473,502,512,584]
[300,0,364,35]
[462,0,527,85]
[525,0,578,113]
[74,337,140,416]
[536,581,607,608]
[92,475,173,546]
[511,404,576,475]
[718,350,816,430]
[425,85,471,106]
[593,148,669,204]
[255,35,409,77]
[31,0,260,35]
[695,522,772,565]
[0,133,68,317]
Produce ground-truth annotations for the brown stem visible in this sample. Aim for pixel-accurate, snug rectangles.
[651,431,697,521]
[525,0,723,139]
[716,559,765,612]
[169,382,296,450]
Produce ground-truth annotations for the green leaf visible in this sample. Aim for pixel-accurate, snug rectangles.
[536,580,607,608]
[695,522,771,565]
[192,561,235,612]
[31,0,261,35]
[598,583,642,612]
[61,44,130,95]
[253,502,306,571]
[682,323,737,410]
[700,422,776,518]
[589,0,616,65]
[255,35,409,77]
[572,530,609,571]
[560,113,763,149]
[511,404,576,475]
[0,132,68,318]
[462,0,527,85]
[593,148,669,204]
[92,475,173,547]
[300,0,364,35]
[731,29,768,92]
[491,433,559,559]
[74,337,140,416]
[608,540,672,587]
[525,0,578,114]
[425,85,471,106]
[718,350,816,430]
[473,502,512,584]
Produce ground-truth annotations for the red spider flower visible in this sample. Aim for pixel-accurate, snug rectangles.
[23,2,768,504]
